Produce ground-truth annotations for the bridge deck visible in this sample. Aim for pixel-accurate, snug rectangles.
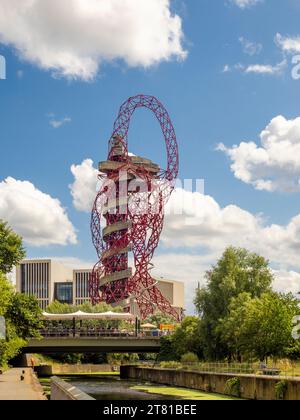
[24,337,161,353]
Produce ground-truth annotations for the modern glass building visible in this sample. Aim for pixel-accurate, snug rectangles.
[16,259,91,309]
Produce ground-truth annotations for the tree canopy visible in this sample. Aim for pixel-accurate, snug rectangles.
[0,220,25,274]
[219,292,299,361]
[0,221,42,368]
[0,273,42,367]
[194,247,274,359]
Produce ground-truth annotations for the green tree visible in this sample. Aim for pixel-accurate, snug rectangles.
[219,292,300,361]
[0,223,42,368]
[235,292,299,361]
[0,272,13,315]
[194,247,273,360]
[158,335,177,361]
[0,278,42,367]
[6,293,43,339]
[0,220,25,274]
[145,311,178,327]
[46,301,77,314]
[217,292,253,360]
[171,316,202,360]
[158,317,203,361]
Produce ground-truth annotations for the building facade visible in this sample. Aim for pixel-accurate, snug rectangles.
[16,259,184,316]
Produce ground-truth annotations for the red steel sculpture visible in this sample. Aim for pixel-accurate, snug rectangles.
[89,94,180,320]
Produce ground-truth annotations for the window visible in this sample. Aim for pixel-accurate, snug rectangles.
[54,283,73,304]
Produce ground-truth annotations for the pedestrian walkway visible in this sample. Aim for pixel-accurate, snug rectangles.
[0,368,46,400]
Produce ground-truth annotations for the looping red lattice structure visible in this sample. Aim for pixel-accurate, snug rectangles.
[89,94,180,320]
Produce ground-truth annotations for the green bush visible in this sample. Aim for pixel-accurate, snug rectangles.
[225,377,241,397]
[0,336,26,368]
[275,380,288,400]
[181,352,199,364]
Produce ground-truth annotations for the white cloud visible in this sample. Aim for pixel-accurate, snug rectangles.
[162,189,300,307]
[47,256,94,270]
[49,116,71,129]
[152,253,214,313]
[0,177,77,246]
[0,0,187,81]
[218,115,300,192]
[222,64,231,73]
[163,188,300,273]
[69,159,99,212]
[244,60,287,75]
[239,37,263,56]
[222,60,287,77]
[224,60,287,76]
[272,270,300,296]
[275,33,300,53]
[231,0,262,9]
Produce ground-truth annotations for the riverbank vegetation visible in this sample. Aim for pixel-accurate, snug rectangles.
[158,247,300,365]
[0,221,42,368]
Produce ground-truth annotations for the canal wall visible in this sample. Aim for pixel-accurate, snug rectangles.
[50,376,95,400]
[36,363,118,376]
[120,366,300,400]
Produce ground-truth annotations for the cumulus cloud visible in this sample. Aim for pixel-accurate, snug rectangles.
[0,0,187,81]
[0,177,77,246]
[231,0,262,9]
[272,270,300,296]
[152,253,214,313]
[218,115,300,192]
[275,33,300,53]
[163,188,300,270]
[69,159,99,212]
[162,189,300,305]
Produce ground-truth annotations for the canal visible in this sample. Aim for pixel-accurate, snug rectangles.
[40,374,238,400]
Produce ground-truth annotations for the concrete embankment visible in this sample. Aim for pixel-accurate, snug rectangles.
[120,366,300,400]
[0,368,46,400]
[50,376,95,400]
[35,363,118,376]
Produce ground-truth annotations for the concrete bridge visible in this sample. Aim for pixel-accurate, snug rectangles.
[23,336,161,354]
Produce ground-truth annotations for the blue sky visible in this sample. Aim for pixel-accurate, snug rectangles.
[1,0,300,312]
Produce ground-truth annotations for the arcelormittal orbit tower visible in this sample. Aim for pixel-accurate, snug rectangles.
[89,95,180,320]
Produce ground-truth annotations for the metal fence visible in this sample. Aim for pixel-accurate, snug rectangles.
[146,361,300,378]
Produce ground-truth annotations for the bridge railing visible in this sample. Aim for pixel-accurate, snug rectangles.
[38,327,164,339]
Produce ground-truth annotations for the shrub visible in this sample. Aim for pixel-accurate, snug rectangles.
[225,377,241,397]
[181,352,199,364]
[275,380,288,400]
